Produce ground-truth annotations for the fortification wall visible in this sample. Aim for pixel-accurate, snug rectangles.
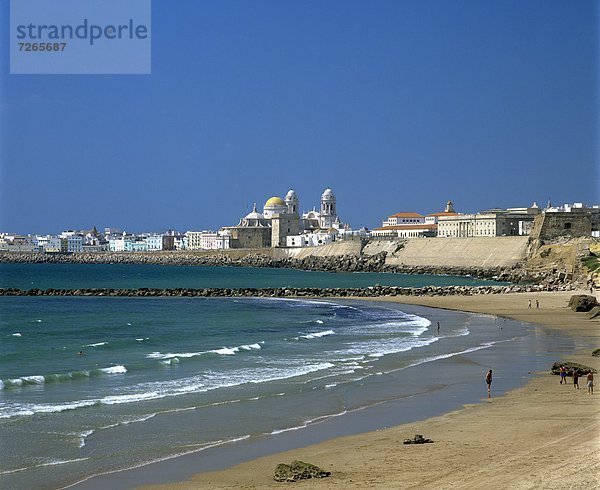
[365,237,529,268]
[530,213,592,240]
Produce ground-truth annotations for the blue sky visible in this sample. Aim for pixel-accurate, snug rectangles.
[1,0,598,234]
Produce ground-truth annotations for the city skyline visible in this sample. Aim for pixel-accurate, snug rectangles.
[1,0,598,235]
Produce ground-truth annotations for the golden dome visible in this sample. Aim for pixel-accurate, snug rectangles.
[265,196,285,207]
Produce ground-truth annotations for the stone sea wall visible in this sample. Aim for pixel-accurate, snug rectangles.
[0,283,575,298]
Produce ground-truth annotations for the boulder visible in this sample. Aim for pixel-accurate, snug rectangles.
[273,461,331,482]
[592,349,600,357]
[403,434,434,444]
[568,295,599,312]
[586,306,600,319]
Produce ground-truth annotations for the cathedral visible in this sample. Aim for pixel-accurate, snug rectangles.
[222,188,346,248]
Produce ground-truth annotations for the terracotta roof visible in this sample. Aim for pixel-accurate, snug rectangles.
[388,212,424,218]
[373,224,437,231]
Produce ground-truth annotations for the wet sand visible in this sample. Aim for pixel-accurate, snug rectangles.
[141,290,600,490]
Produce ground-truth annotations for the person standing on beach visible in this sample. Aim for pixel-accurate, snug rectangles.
[486,370,493,398]
[573,370,579,390]
[559,366,567,384]
[587,372,594,395]
[528,300,532,308]
[437,321,440,333]
[536,299,539,309]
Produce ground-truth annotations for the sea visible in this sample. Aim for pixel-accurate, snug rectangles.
[0,263,569,489]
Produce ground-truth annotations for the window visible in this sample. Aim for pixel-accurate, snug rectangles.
[564,222,572,230]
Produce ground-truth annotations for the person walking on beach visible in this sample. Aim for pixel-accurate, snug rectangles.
[528,300,532,309]
[559,366,567,384]
[536,299,539,309]
[587,371,594,395]
[437,321,440,333]
[573,370,580,390]
[486,370,493,398]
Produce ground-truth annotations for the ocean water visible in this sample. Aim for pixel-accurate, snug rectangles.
[0,265,564,490]
[0,263,508,290]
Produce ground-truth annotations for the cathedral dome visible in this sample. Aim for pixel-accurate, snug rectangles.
[245,204,265,220]
[265,196,285,207]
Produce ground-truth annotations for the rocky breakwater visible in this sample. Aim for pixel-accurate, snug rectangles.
[0,251,526,282]
[0,283,574,298]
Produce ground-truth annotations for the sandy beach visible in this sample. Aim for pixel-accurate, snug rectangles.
[142,290,600,490]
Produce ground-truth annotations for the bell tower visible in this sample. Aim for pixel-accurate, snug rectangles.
[320,188,336,228]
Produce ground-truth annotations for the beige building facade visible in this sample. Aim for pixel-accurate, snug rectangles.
[437,209,538,237]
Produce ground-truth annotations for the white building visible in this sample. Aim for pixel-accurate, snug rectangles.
[109,237,127,252]
[372,202,458,238]
[145,235,163,251]
[67,235,84,253]
[185,231,230,250]
[437,206,539,237]
[45,237,62,252]
[0,235,36,252]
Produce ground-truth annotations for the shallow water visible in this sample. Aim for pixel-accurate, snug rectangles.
[0,295,567,490]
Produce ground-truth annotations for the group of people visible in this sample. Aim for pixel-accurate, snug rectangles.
[486,367,594,398]
[559,365,594,394]
[527,299,539,309]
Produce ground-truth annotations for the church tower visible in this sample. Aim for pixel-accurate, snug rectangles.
[285,189,299,215]
[320,188,337,228]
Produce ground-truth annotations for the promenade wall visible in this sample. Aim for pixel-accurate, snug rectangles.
[364,237,529,268]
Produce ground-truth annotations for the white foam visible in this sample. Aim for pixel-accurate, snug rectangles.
[1,362,336,419]
[270,409,348,435]
[11,332,22,337]
[78,430,94,448]
[0,457,90,476]
[300,330,335,340]
[211,347,239,355]
[240,343,261,350]
[84,342,108,347]
[0,399,99,418]
[22,375,45,385]
[147,351,204,360]
[99,365,127,375]
[405,342,498,369]
[160,358,180,365]
[271,422,308,435]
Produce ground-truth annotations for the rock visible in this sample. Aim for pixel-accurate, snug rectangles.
[551,361,597,375]
[586,306,600,319]
[592,349,600,357]
[403,434,434,444]
[568,294,599,312]
[273,461,331,482]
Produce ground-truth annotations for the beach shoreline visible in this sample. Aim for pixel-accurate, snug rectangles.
[134,290,600,490]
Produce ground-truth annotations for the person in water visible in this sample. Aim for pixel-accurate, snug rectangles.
[486,369,493,398]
